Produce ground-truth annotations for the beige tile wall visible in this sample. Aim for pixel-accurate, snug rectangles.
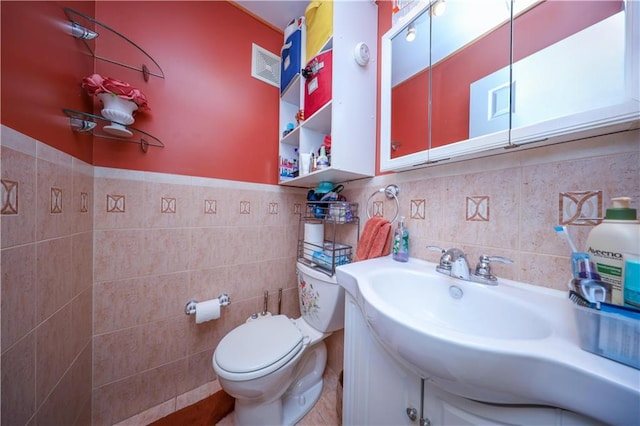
[1,126,93,426]
[342,128,640,291]
[91,168,304,425]
[3,125,638,426]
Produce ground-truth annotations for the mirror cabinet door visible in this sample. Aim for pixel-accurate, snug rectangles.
[381,0,638,172]
[430,0,513,161]
[382,6,432,169]
[381,0,516,171]
[510,0,631,145]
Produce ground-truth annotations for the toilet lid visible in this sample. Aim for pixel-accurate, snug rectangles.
[215,315,304,375]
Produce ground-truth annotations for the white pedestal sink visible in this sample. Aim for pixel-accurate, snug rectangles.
[336,256,640,425]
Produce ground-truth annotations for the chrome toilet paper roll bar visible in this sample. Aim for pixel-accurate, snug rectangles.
[185,293,230,315]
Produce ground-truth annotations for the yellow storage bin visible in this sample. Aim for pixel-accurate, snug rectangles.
[305,0,333,63]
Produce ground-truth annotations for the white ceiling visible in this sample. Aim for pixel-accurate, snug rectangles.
[234,0,309,31]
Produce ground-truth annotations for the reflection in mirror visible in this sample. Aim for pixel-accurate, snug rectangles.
[389,0,535,159]
[382,0,637,172]
[390,8,430,159]
[430,0,517,150]
[505,1,626,142]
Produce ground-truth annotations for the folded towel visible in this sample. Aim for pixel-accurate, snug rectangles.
[369,220,391,259]
[355,217,392,261]
[354,217,383,261]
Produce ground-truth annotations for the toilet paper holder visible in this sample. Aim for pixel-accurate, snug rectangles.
[184,294,230,315]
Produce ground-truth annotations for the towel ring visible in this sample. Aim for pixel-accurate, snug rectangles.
[366,184,400,224]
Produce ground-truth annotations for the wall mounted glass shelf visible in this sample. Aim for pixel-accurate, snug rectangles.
[64,7,164,81]
[63,108,164,152]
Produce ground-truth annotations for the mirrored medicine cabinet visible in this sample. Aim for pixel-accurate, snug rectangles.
[380,0,640,172]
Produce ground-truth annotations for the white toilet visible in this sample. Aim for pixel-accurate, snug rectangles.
[212,262,345,426]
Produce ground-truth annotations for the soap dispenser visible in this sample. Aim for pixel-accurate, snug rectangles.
[392,216,409,262]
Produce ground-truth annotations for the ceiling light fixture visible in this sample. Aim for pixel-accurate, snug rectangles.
[406,22,417,42]
[431,0,446,17]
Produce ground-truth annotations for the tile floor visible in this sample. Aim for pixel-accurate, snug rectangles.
[216,368,341,426]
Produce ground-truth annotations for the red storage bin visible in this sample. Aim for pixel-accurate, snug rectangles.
[304,50,332,119]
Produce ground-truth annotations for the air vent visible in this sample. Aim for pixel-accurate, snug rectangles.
[251,43,280,88]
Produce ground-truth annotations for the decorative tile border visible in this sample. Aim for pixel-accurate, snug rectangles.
[107,195,125,213]
[50,187,63,214]
[466,196,490,222]
[410,199,425,220]
[372,201,384,218]
[559,190,602,226]
[81,192,89,213]
[161,197,176,214]
[240,201,250,214]
[1,179,18,215]
[269,202,278,215]
[204,199,217,214]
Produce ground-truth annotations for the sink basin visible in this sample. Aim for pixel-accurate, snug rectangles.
[366,267,551,340]
[336,256,640,426]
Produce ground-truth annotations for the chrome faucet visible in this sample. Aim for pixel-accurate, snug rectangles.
[427,246,513,285]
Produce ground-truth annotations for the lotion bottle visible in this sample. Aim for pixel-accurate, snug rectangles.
[585,197,640,305]
[392,216,409,262]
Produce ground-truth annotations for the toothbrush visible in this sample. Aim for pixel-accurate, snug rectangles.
[554,225,578,253]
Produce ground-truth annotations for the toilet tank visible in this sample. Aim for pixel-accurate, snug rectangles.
[296,262,345,333]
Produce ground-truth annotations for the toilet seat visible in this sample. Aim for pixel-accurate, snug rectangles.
[214,315,305,381]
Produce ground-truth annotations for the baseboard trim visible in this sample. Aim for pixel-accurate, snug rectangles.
[148,390,234,426]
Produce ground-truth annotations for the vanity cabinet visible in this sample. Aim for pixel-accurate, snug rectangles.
[342,293,603,426]
[380,0,640,172]
[278,1,378,187]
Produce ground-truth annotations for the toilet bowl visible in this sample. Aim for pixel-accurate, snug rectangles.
[212,262,345,425]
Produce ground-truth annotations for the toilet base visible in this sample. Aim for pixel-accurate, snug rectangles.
[282,379,323,425]
[233,379,323,426]
[232,341,327,425]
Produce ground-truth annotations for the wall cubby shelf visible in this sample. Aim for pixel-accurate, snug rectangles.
[64,7,164,81]
[62,108,164,153]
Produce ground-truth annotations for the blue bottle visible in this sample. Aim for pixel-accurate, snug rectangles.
[392,216,409,262]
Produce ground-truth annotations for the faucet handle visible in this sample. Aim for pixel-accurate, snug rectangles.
[428,246,468,276]
[426,245,445,254]
[428,245,453,275]
[474,255,513,281]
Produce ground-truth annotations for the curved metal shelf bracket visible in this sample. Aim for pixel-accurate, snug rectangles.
[64,7,165,81]
[63,108,164,153]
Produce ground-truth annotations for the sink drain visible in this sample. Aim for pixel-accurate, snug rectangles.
[449,285,463,299]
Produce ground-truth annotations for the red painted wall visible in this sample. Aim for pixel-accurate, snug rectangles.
[391,0,624,154]
[1,1,96,165]
[2,1,283,184]
[91,2,282,183]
